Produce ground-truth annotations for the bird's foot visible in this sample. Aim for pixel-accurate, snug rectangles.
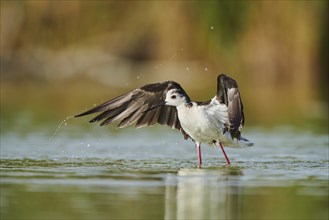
[224,162,231,167]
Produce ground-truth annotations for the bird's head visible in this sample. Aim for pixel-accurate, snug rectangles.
[165,89,188,107]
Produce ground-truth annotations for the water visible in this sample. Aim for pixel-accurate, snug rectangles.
[1,123,328,220]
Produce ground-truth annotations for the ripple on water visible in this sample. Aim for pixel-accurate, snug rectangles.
[1,127,328,191]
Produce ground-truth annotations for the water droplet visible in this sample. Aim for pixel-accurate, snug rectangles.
[186,67,189,71]
[137,75,140,80]
[51,116,74,138]
[87,144,90,147]
[210,26,214,30]
[204,67,208,71]
[155,66,158,69]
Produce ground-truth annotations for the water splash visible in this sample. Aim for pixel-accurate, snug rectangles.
[50,116,74,140]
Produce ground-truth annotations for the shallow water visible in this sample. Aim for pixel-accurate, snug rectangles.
[1,123,328,220]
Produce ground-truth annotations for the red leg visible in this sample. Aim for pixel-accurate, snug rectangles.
[197,143,202,168]
[219,142,231,165]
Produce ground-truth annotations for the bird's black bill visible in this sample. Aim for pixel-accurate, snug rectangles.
[143,101,166,113]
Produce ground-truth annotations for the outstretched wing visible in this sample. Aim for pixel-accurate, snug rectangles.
[217,74,245,139]
[75,81,189,139]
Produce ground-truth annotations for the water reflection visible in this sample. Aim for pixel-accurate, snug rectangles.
[1,159,328,220]
[1,127,328,219]
[165,167,243,220]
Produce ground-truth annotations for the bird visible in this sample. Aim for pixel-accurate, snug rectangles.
[75,74,253,167]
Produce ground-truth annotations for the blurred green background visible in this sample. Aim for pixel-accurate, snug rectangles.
[1,0,328,132]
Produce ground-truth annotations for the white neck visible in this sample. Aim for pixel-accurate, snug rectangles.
[176,102,195,111]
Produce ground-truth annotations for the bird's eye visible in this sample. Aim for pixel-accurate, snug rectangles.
[171,95,176,99]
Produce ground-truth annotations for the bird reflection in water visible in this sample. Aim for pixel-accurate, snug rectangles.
[165,167,243,220]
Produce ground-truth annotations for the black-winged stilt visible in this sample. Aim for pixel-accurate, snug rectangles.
[75,74,253,167]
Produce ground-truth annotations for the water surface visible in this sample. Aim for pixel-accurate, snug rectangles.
[1,123,328,219]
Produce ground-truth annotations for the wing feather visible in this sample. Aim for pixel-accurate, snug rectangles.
[135,108,158,128]
[217,74,245,139]
[89,103,129,123]
[75,81,190,139]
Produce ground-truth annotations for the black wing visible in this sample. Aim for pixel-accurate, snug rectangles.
[75,81,189,139]
[217,74,245,139]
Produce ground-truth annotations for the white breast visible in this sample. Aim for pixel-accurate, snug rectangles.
[176,98,229,145]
